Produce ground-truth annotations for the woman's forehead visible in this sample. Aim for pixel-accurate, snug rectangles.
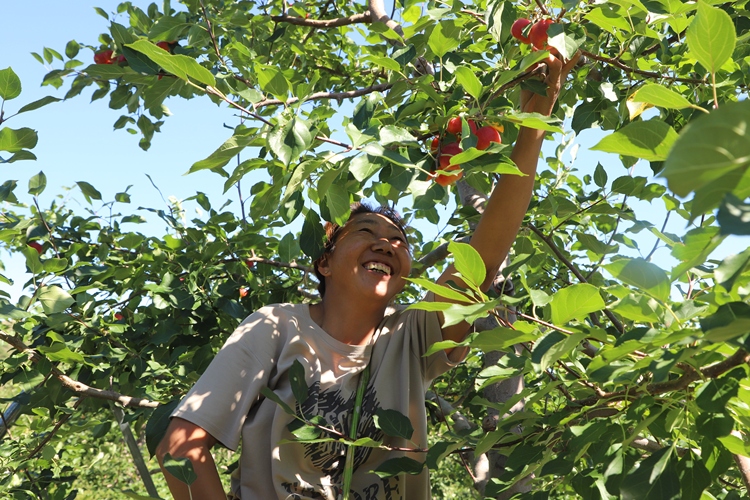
[346,213,404,233]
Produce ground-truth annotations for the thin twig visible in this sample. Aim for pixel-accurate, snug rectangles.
[25,398,85,460]
[584,195,627,280]
[645,211,671,262]
[199,0,226,66]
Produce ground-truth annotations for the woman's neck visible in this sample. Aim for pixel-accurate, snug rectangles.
[309,292,388,346]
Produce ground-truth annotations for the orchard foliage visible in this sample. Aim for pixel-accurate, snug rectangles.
[1,0,750,498]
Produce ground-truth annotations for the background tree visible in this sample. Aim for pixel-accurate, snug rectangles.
[1,0,749,498]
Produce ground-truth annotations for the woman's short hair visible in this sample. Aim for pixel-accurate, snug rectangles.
[313,203,408,297]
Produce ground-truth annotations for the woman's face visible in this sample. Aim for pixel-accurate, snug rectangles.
[317,213,412,303]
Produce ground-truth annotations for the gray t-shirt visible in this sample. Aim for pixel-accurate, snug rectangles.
[172,298,457,500]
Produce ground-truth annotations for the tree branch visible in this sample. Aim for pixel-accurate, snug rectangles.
[0,331,159,409]
[528,223,625,334]
[247,256,313,273]
[581,50,706,85]
[271,12,372,28]
[571,348,750,407]
[253,82,393,109]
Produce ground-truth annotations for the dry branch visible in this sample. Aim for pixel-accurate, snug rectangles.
[271,12,372,27]
[0,331,159,409]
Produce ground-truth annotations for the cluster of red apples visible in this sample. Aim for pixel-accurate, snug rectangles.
[511,18,558,54]
[429,118,502,186]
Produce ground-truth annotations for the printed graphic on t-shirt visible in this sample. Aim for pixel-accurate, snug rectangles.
[281,381,401,499]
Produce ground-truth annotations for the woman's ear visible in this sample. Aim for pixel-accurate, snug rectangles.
[317,254,331,276]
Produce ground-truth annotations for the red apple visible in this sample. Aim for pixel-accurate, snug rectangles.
[430,136,440,152]
[511,19,533,44]
[27,241,43,254]
[446,117,462,135]
[116,54,127,64]
[115,313,124,321]
[530,19,554,50]
[439,142,462,168]
[476,126,501,150]
[239,287,249,298]
[94,49,114,65]
[156,41,171,52]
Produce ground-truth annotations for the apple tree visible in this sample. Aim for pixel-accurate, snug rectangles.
[1,0,750,498]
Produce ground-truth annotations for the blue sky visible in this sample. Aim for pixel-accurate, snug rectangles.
[1,1,747,301]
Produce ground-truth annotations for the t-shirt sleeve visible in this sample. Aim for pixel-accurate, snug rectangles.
[171,307,279,451]
[406,292,463,382]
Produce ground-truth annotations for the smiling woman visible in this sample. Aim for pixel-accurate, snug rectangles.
[155,51,579,499]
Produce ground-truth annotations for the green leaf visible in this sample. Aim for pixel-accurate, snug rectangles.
[661,100,750,197]
[76,181,102,203]
[594,163,608,187]
[324,184,351,226]
[373,409,414,440]
[695,375,740,413]
[260,387,295,415]
[289,359,308,405]
[350,155,379,182]
[428,21,460,58]
[696,411,734,438]
[162,453,197,486]
[715,248,750,291]
[0,127,38,153]
[145,400,180,457]
[686,1,736,74]
[630,84,694,110]
[448,241,485,289]
[125,40,216,86]
[468,326,539,352]
[0,67,22,100]
[591,120,678,162]
[441,301,497,328]
[718,193,750,235]
[38,286,75,314]
[605,258,670,301]
[278,232,300,264]
[610,293,662,323]
[28,171,46,196]
[254,64,290,98]
[454,66,483,100]
[700,302,750,342]
[505,112,564,133]
[405,278,471,303]
[65,40,80,59]
[549,284,605,325]
[43,258,68,274]
[532,330,588,371]
[16,96,62,115]
[370,457,424,478]
[620,447,680,500]
[300,209,326,261]
[188,128,255,174]
[676,452,711,500]
[378,125,418,146]
[37,343,85,364]
[267,116,312,167]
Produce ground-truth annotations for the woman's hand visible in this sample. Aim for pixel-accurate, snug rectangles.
[520,51,581,117]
